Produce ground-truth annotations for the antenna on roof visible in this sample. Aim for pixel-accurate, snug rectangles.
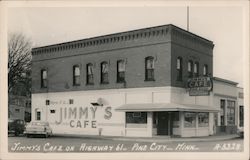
[187,6,189,31]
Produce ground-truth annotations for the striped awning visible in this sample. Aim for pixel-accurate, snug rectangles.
[115,103,220,112]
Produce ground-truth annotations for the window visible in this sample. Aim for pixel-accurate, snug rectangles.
[15,109,20,113]
[101,62,109,84]
[41,69,47,88]
[46,100,50,105]
[73,65,80,86]
[188,60,193,78]
[239,92,244,99]
[220,99,225,125]
[203,64,208,76]
[227,100,235,125]
[239,106,244,127]
[194,62,199,77]
[176,57,182,81]
[36,111,41,121]
[86,63,94,84]
[184,112,196,128]
[126,112,147,124]
[69,99,74,104]
[145,57,154,81]
[198,112,209,127]
[172,112,180,128]
[50,110,55,114]
[117,60,126,83]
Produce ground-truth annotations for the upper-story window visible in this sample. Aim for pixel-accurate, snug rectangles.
[203,64,208,76]
[194,62,199,77]
[41,69,47,88]
[101,61,109,84]
[176,57,182,81]
[188,60,193,78]
[117,60,126,83]
[86,63,94,85]
[145,56,154,81]
[73,65,80,86]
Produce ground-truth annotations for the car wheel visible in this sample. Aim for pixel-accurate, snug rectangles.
[26,134,30,138]
[45,133,48,138]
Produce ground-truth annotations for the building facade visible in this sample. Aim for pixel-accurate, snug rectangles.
[31,24,242,137]
[9,95,31,121]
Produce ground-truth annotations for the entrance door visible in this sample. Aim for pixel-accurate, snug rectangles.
[157,112,169,135]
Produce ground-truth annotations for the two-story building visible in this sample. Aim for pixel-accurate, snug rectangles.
[31,24,243,137]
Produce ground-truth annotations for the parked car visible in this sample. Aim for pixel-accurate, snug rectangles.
[24,121,53,138]
[237,127,244,138]
[8,119,26,136]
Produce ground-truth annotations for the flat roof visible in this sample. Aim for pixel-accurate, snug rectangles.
[116,103,219,112]
[213,77,238,86]
[32,24,214,54]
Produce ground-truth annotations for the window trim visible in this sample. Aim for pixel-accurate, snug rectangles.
[41,69,48,88]
[194,62,199,77]
[176,57,183,81]
[86,63,94,85]
[145,56,155,81]
[203,64,208,76]
[117,60,126,83]
[100,61,109,84]
[188,60,193,78]
[73,65,80,86]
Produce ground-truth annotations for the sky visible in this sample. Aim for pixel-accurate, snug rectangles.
[7,5,245,87]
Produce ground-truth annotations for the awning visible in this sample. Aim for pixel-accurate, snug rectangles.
[115,103,220,112]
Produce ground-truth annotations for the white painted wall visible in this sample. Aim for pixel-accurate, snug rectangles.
[31,82,241,137]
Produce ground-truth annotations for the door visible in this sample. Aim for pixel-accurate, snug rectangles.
[157,112,169,135]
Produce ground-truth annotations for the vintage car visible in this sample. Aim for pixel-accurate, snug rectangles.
[24,121,53,138]
[8,119,26,136]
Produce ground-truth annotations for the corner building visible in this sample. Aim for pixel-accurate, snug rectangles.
[31,24,242,137]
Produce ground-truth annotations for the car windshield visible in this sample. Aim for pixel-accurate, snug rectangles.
[31,122,47,126]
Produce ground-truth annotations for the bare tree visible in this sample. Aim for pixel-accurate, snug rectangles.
[8,33,32,94]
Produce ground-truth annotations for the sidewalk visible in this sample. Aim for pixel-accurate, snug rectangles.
[112,134,240,143]
[53,133,240,143]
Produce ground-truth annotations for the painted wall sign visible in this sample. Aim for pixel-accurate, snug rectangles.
[187,77,213,96]
[55,106,112,128]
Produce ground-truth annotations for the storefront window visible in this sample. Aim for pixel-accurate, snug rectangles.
[172,112,179,128]
[184,112,196,128]
[126,112,147,124]
[227,100,235,125]
[198,112,209,127]
[239,106,244,127]
[220,99,225,126]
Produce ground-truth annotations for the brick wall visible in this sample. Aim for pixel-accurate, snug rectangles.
[32,24,214,93]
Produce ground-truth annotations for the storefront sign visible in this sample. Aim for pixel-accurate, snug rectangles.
[187,77,213,96]
[55,106,112,128]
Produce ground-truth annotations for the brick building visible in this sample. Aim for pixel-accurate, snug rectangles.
[31,24,243,137]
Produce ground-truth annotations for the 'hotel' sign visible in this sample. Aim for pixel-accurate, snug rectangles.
[187,77,213,96]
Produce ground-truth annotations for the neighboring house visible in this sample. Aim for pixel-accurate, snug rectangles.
[31,24,243,137]
[9,95,26,121]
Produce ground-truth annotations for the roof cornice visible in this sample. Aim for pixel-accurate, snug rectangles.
[32,24,214,56]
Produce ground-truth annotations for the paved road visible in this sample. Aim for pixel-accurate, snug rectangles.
[8,135,243,153]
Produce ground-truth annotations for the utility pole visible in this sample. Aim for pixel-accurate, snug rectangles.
[187,6,189,31]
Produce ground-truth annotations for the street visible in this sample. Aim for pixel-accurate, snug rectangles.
[8,135,243,153]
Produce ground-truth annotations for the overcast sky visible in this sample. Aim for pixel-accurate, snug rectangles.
[7,5,245,87]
